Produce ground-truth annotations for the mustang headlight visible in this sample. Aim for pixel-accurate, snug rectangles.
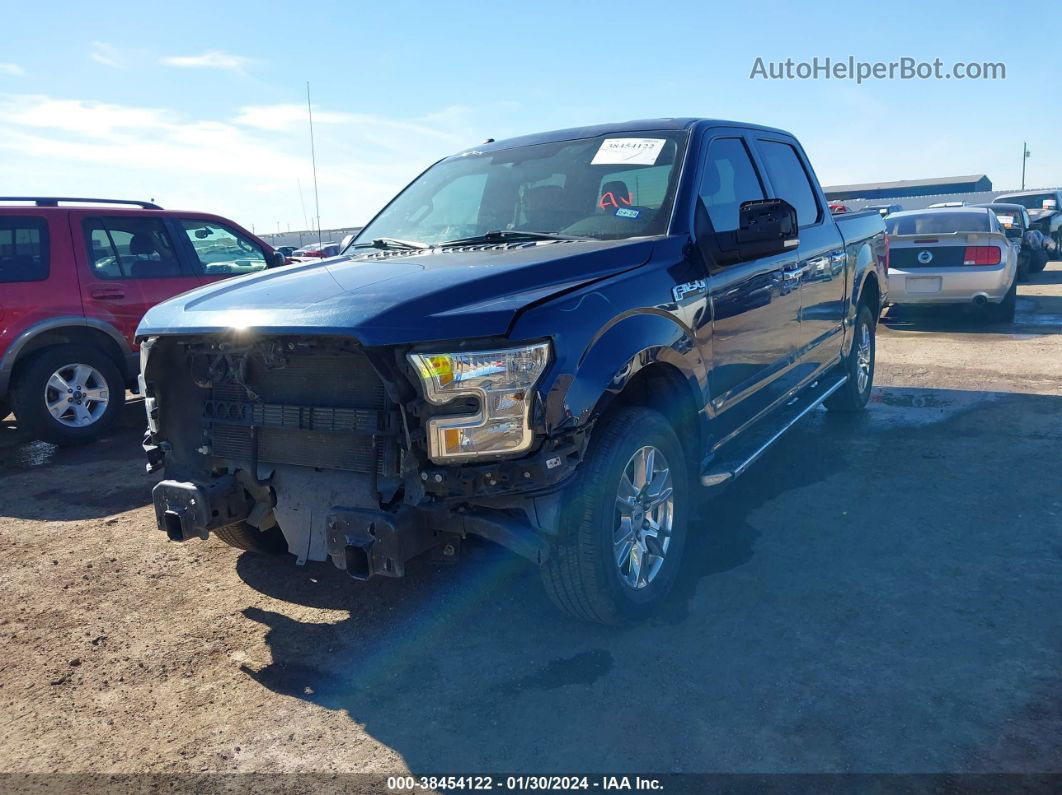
[408,342,551,463]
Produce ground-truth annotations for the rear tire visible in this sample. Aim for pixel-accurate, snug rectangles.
[1032,248,1049,273]
[540,406,688,625]
[986,278,1017,323]
[11,344,124,446]
[0,397,10,420]
[214,522,288,555]
[824,302,875,413]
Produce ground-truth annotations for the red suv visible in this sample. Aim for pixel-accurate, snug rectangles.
[0,197,283,445]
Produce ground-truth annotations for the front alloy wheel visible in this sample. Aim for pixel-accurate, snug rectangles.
[614,445,674,590]
[44,363,110,428]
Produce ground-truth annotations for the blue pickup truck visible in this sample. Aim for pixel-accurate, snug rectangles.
[139,118,887,624]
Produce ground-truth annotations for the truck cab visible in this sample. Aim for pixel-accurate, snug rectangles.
[139,119,886,624]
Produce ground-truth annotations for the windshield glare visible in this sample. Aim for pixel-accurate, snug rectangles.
[352,132,689,248]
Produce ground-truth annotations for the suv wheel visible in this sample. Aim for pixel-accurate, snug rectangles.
[540,406,688,625]
[11,344,124,446]
[825,302,876,412]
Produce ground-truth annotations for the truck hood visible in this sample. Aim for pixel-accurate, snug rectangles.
[138,238,655,346]
[1027,208,1059,223]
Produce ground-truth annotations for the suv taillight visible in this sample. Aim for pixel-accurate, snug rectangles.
[963,246,1001,266]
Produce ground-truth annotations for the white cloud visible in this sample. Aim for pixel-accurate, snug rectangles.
[90,42,124,69]
[0,63,25,76]
[0,93,493,230]
[160,51,254,71]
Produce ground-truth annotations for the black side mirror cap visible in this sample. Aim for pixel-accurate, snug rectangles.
[270,250,287,268]
[734,198,799,260]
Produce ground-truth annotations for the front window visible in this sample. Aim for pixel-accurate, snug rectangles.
[179,220,268,276]
[353,131,689,248]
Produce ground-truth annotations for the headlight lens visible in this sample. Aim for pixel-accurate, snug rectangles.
[408,342,550,462]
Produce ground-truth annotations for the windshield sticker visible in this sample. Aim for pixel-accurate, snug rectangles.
[616,208,640,219]
[591,137,666,166]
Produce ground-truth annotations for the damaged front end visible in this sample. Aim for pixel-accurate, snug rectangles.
[140,333,586,579]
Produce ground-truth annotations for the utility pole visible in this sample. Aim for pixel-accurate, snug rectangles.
[1021,142,1030,190]
[307,82,323,246]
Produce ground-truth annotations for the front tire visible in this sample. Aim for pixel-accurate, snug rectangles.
[214,522,288,555]
[540,406,688,625]
[11,344,124,446]
[825,302,875,413]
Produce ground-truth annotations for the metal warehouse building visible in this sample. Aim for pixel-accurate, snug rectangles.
[823,175,993,201]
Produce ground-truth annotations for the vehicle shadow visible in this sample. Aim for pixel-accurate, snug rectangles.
[0,399,155,520]
[234,386,1062,772]
[882,296,1062,336]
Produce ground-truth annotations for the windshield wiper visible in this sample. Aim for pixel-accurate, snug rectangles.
[438,230,586,247]
[349,237,430,251]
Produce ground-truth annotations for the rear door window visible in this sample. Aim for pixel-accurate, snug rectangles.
[0,216,49,283]
[756,140,821,227]
[83,217,183,279]
[179,220,268,276]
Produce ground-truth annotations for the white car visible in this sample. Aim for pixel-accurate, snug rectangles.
[885,207,1019,322]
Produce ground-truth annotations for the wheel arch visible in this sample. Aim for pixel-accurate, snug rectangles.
[546,310,708,465]
[2,318,131,394]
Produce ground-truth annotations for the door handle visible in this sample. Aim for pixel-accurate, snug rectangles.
[91,287,126,300]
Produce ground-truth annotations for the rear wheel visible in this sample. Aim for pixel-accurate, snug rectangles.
[0,397,10,420]
[1017,250,1031,281]
[540,406,688,625]
[11,344,124,446]
[986,278,1017,323]
[1033,247,1049,273]
[214,522,288,555]
[825,302,875,413]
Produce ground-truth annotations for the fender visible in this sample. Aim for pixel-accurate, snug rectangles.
[0,316,132,394]
[544,308,707,438]
[842,239,883,357]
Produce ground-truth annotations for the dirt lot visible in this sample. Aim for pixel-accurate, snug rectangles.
[1,264,1061,776]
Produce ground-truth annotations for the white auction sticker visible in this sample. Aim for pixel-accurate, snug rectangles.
[591,138,665,166]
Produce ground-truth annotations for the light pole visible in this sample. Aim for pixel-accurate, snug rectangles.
[1021,142,1030,190]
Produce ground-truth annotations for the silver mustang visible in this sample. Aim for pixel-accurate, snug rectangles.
[885,207,1020,322]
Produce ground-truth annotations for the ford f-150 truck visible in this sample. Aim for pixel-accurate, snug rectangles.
[138,119,887,624]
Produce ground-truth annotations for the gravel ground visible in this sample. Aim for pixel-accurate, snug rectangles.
[1,263,1060,777]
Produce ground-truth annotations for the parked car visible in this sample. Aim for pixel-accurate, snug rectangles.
[293,242,340,259]
[884,207,1018,322]
[828,201,849,214]
[0,197,285,444]
[866,203,903,217]
[993,190,1062,255]
[275,245,298,258]
[927,201,966,208]
[140,118,887,624]
[974,202,1049,277]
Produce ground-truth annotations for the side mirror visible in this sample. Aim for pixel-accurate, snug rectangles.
[734,198,799,260]
[270,250,287,268]
[1004,226,1022,239]
[340,233,355,251]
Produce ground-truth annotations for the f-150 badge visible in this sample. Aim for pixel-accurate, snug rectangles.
[673,279,707,302]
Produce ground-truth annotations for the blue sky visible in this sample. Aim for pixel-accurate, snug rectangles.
[1,0,1056,232]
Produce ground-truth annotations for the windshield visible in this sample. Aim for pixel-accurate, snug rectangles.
[1000,193,1056,210]
[352,131,689,248]
[886,211,993,235]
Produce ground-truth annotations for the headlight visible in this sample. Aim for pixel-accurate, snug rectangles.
[408,342,550,463]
